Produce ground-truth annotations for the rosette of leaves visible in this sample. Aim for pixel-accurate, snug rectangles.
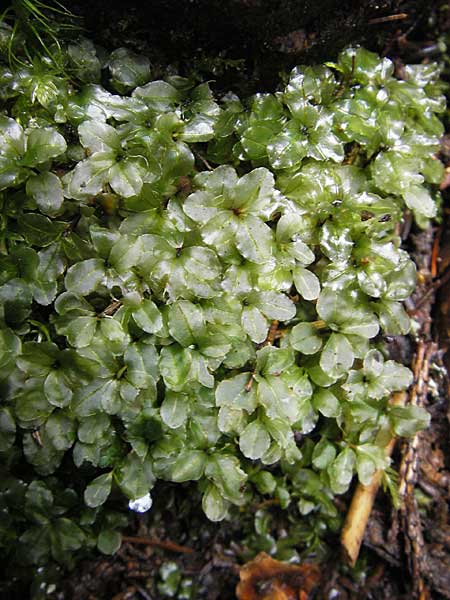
[0,30,442,578]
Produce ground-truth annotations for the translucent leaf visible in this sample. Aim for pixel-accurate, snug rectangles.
[171,450,206,482]
[312,388,341,418]
[0,407,16,452]
[215,373,258,413]
[202,484,228,521]
[293,266,320,300]
[241,305,268,343]
[44,412,75,451]
[84,472,113,508]
[109,47,151,92]
[26,172,64,215]
[78,121,120,153]
[235,216,273,263]
[18,213,66,247]
[97,529,122,555]
[255,291,296,321]
[115,453,155,499]
[312,437,336,469]
[159,345,193,391]
[168,300,204,347]
[23,128,67,166]
[320,333,354,378]
[389,406,430,437]
[65,259,105,296]
[160,392,189,429]
[239,420,271,460]
[328,448,356,494]
[109,160,144,198]
[404,186,436,219]
[290,323,323,355]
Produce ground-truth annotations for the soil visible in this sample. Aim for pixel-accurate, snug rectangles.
[6,1,450,598]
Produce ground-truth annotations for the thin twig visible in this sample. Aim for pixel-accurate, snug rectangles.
[397,341,436,598]
[122,535,194,554]
[412,266,450,311]
[369,13,408,25]
[101,299,123,317]
[193,149,213,171]
[341,391,407,566]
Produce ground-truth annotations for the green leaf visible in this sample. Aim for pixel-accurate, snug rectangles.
[132,299,163,333]
[328,448,356,493]
[66,153,112,199]
[44,370,73,408]
[356,453,376,486]
[293,266,320,301]
[168,300,204,347]
[84,472,113,508]
[0,407,16,452]
[160,392,189,429]
[97,529,122,555]
[320,333,354,378]
[65,259,105,295]
[235,216,273,263]
[171,450,206,482]
[241,305,268,343]
[389,406,430,437]
[44,412,76,451]
[404,186,436,219]
[239,419,271,460]
[133,80,180,112]
[215,373,258,413]
[23,128,67,166]
[290,323,323,355]
[109,48,151,92]
[312,438,336,469]
[255,291,296,321]
[159,345,193,391]
[115,453,155,499]
[205,454,247,505]
[50,518,85,557]
[202,484,228,521]
[312,388,341,418]
[18,214,66,247]
[78,121,120,153]
[109,160,144,198]
[26,172,64,215]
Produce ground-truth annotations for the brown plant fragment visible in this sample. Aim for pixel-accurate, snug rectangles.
[236,552,320,600]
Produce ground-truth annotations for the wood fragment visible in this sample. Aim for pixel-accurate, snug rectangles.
[369,13,408,25]
[340,391,407,566]
[122,535,194,554]
[236,552,320,600]
[101,299,123,317]
[398,341,436,598]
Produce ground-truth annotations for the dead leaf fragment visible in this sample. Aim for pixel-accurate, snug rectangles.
[236,552,320,600]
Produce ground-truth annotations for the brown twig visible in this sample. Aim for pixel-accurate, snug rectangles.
[431,227,442,278]
[101,299,123,317]
[122,535,194,554]
[369,13,408,25]
[193,149,213,171]
[340,391,407,566]
[412,266,450,311]
[397,341,436,598]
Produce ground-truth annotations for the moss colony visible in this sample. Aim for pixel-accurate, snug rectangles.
[0,25,444,574]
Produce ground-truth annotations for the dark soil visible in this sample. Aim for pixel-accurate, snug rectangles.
[72,0,434,95]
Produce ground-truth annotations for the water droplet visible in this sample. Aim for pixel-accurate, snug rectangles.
[128,492,152,513]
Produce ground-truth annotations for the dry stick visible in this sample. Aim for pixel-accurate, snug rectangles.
[121,535,194,554]
[368,13,408,25]
[340,391,407,567]
[398,341,436,600]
